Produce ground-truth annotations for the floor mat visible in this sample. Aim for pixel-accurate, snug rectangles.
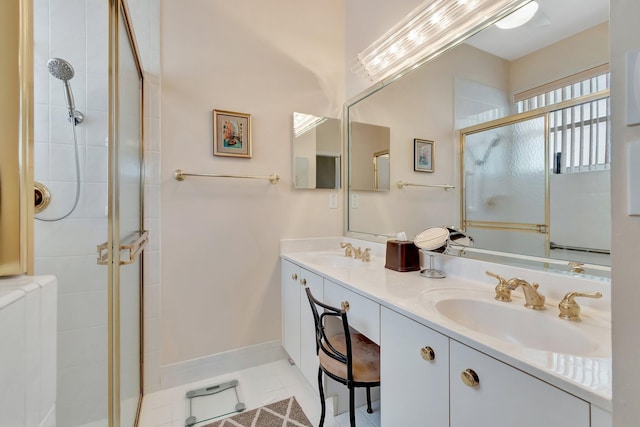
[202,396,313,427]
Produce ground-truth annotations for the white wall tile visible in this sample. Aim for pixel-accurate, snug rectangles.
[34,218,108,257]
[58,326,107,368]
[144,184,161,218]
[35,255,107,294]
[70,182,108,220]
[144,250,160,286]
[145,151,160,185]
[58,290,107,331]
[49,0,87,69]
[85,145,109,183]
[49,143,85,182]
[86,72,109,111]
[143,285,160,319]
[86,0,109,75]
[34,104,50,142]
[49,106,87,145]
[34,142,50,182]
[84,109,109,147]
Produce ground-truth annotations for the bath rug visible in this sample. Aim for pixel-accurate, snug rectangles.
[202,396,313,427]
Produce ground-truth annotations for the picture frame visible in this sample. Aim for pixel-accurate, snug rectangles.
[213,109,252,158]
[414,138,434,172]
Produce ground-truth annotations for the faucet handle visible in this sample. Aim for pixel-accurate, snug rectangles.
[486,271,511,302]
[362,248,371,262]
[340,242,354,257]
[558,291,602,321]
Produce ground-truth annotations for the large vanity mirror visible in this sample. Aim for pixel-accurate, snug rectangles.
[346,0,611,276]
[293,112,341,189]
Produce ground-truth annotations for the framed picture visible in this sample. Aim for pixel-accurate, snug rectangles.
[213,109,252,158]
[414,138,434,172]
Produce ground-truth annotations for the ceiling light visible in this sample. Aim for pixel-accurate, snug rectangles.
[293,112,327,138]
[353,0,531,82]
[494,1,539,29]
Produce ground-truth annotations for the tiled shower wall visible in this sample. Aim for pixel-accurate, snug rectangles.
[32,0,161,425]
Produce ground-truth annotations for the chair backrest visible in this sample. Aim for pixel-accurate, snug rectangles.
[305,287,355,382]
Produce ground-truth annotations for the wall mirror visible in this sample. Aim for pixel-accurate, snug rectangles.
[350,121,391,191]
[346,0,611,277]
[292,112,341,189]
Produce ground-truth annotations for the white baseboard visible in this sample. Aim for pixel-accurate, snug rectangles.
[155,340,287,392]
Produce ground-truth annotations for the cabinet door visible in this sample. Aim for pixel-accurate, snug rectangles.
[450,340,590,427]
[282,260,301,365]
[299,269,324,391]
[380,307,449,427]
[324,279,380,344]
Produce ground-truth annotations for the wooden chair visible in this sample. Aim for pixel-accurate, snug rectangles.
[305,287,380,427]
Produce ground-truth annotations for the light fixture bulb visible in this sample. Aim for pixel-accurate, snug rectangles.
[494,1,538,29]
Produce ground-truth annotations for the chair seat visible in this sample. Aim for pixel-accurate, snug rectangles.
[320,333,380,383]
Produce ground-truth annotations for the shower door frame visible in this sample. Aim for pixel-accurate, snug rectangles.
[108,0,146,426]
[459,90,610,259]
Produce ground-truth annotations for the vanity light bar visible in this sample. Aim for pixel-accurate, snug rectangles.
[353,0,531,82]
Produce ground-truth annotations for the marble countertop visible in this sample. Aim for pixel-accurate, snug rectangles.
[281,238,612,411]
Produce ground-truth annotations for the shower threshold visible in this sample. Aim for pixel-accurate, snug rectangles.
[184,379,245,427]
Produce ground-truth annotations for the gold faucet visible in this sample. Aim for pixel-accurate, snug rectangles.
[506,278,546,310]
[486,271,511,302]
[361,248,371,262]
[340,242,354,257]
[558,291,602,321]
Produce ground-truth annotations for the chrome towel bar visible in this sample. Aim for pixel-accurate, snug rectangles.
[396,181,455,191]
[174,169,280,184]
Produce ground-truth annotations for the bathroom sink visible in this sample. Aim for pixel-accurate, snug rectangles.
[420,288,600,355]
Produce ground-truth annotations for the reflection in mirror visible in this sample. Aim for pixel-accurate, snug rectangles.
[292,112,341,189]
[349,122,390,191]
[345,0,610,276]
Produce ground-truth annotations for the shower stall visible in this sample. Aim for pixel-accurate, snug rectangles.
[32,0,145,425]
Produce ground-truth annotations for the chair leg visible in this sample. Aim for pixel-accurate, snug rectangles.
[349,386,356,427]
[366,386,373,414]
[318,367,326,427]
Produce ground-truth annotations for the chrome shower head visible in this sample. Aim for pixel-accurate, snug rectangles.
[47,58,75,81]
[47,58,83,125]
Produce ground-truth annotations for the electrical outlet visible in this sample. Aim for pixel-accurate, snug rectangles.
[329,193,338,209]
[629,142,640,215]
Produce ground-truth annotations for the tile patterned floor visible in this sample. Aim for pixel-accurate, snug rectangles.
[138,359,380,427]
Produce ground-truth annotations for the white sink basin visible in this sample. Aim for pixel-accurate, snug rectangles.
[420,288,601,356]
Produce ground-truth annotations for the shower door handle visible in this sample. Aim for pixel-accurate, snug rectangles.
[96,230,149,265]
[119,230,149,265]
[97,241,109,265]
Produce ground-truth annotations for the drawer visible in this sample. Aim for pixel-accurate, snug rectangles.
[323,279,380,344]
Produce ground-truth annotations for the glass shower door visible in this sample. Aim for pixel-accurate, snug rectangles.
[462,116,548,257]
[111,4,145,426]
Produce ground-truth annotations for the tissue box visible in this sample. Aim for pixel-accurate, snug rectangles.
[385,240,420,272]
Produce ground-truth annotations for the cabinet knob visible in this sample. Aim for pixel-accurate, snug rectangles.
[461,369,480,387]
[300,278,307,286]
[420,346,435,361]
[291,273,298,281]
[341,301,350,311]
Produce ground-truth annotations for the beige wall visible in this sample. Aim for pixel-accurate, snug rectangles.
[611,0,640,424]
[160,0,344,364]
[510,22,609,96]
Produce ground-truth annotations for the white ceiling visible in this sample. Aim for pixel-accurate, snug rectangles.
[465,0,609,61]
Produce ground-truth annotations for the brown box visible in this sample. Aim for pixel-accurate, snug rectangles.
[385,240,420,272]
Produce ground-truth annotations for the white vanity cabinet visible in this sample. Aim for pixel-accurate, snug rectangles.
[323,278,380,344]
[450,340,590,427]
[380,307,449,426]
[281,259,323,390]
